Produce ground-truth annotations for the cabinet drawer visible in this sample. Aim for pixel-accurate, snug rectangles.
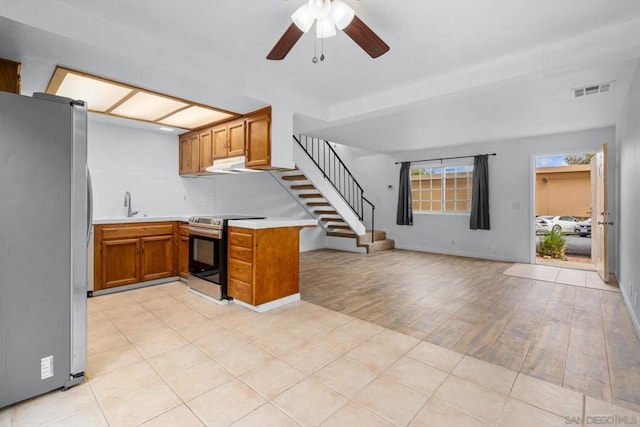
[101,223,175,240]
[228,278,252,303]
[228,258,252,283]
[228,245,252,263]
[228,231,253,248]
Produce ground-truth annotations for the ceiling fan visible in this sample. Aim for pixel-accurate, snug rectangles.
[267,0,390,60]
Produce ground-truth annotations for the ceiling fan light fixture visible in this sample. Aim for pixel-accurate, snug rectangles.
[308,0,331,20]
[330,0,355,30]
[316,17,337,38]
[292,4,314,33]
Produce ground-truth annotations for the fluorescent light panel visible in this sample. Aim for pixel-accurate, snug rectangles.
[46,67,238,130]
[111,91,188,121]
[160,106,234,129]
[56,73,132,112]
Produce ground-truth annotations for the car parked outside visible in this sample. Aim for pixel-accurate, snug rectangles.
[575,218,592,237]
[535,215,579,234]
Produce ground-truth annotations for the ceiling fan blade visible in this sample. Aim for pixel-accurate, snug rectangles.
[342,15,390,58]
[267,23,304,60]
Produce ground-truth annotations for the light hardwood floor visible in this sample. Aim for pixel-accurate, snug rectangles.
[299,248,640,412]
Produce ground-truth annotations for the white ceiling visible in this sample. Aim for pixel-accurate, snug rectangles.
[1,0,640,153]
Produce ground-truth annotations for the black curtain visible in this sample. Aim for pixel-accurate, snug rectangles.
[470,155,490,230]
[396,162,413,225]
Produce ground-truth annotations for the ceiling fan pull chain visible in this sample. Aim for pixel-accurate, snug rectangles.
[320,32,325,61]
[312,32,319,63]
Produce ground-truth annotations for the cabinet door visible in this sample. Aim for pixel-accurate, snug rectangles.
[179,234,190,279]
[227,120,246,157]
[101,238,140,289]
[199,129,213,172]
[188,134,200,173]
[140,235,174,281]
[212,125,228,159]
[245,112,270,168]
[179,136,190,174]
[0,58,21,94]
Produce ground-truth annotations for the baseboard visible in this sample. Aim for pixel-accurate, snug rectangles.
[620,283,640,342]
[89,276,181,296]
[393,243,525,264]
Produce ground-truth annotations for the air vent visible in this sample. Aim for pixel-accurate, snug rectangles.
[573,81,614,99]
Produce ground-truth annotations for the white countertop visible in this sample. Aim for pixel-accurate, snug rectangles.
[92,216,190,225]
[92,216,318,229]
[228,218,318,229]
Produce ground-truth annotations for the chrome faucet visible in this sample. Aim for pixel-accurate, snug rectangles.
[124,191,139,217]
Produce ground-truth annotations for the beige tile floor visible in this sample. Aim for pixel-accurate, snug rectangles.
[1,281,639,426]
[503,263,620,292]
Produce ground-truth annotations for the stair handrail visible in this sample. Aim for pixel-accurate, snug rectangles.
[294,134,376,243]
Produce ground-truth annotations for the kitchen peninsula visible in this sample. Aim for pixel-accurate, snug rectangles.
[91,216,317,312]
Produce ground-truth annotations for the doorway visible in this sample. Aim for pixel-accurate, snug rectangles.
[533,150,596,271]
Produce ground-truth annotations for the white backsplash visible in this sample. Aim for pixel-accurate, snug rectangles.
[87,119,326,251]
[88,120,217,219]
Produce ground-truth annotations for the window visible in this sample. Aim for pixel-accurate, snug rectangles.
[411,164,474,212]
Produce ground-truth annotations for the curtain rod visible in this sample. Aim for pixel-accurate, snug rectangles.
[394,153,497,165]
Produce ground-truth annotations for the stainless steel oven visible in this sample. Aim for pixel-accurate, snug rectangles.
[188,215,264,301]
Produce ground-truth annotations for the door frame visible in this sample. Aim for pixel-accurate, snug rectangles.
[529,149,599,265]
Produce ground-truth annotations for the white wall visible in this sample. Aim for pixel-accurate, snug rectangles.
[616,59,640,335]
[88,120,325,250]
[88,121,217,218]
[350,127,615,264]
[211,172,326,251]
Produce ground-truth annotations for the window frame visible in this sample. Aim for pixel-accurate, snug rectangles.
[410,162,474,215]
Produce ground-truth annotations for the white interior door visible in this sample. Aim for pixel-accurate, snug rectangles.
[591,144,609,282]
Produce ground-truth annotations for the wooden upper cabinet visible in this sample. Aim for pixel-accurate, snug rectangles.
[177,106,272,176]
[212,125,229,160]
[245,107,271,169]
[212,119,246,159]
[179,133,200,175]
[0,58,21,94]
[199,128,213,172]
[227,120,246,157]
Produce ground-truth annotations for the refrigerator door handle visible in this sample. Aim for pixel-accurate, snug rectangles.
[87,167,93,246]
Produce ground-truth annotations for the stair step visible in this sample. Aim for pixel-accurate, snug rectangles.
[327,231,358,238]
[282,174,307,181]
[358,230,388,243]
[361,239,395,253]
[319,216,344,222]
[327,225,351,230]
[299,193,324,199]
[291,184,316,190]
[306,202,331,207]
[314,209,338,215]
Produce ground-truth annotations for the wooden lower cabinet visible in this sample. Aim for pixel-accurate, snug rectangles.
[101,238,140,288]
[140,235,174,281]
[178,223,190,279]
[94,222,177,291]
[227,226,299,306]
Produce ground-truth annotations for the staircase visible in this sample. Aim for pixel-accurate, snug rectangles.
[270,136,394,254]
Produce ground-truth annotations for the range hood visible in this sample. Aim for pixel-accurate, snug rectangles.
[205,156,261,174]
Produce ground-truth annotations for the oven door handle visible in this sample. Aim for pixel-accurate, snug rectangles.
[188,228,222,239]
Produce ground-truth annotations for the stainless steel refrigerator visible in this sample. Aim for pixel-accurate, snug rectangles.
[0,91,90,409]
